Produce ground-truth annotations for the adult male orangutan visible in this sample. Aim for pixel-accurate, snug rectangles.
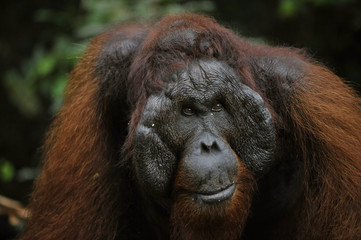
[19,14,361,240]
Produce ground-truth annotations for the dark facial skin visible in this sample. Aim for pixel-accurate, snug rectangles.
[133,58,275,207]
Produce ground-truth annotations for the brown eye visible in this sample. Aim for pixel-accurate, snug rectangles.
[211,103,223,112]
[182,107,195,116]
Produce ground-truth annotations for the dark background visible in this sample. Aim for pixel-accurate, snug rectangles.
[1,0,360,237]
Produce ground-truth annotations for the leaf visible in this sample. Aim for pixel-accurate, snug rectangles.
[0,159,15,182]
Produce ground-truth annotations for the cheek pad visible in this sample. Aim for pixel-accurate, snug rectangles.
[132,94,177,198]
[133,124,177,198]
[226,82,276,175]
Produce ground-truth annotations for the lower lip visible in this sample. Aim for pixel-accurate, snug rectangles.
[195,184,236,204]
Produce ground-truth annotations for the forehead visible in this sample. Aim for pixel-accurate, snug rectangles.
[165,59,239,99]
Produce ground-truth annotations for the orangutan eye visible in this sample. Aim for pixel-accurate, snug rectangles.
[211,103,223,112]
[182,107,195,116]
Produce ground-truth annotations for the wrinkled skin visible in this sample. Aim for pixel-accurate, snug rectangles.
[133,59,275,210]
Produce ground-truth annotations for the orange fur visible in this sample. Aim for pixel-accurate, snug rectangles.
[289,64,361,239]
[171,157,254,240]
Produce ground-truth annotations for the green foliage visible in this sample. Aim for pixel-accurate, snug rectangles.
[4,39,81,116]
[0,159,15,182]
[278,0,301,17]
[278,0,357,18]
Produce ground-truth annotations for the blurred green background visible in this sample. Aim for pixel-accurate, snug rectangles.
[0,0,360,237]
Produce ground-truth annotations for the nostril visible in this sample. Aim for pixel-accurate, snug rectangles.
[201,141,220,153]
[212,141,220,151]
[201,142,212,152]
